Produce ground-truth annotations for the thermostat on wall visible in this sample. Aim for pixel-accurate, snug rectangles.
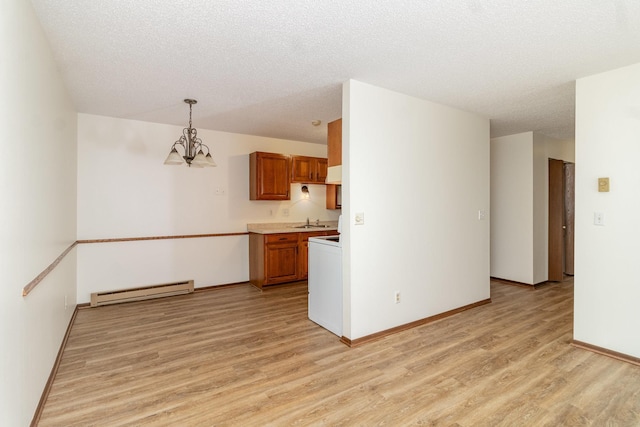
[598,177,610,192]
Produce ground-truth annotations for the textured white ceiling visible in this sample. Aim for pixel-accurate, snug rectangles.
[30,0,640,144]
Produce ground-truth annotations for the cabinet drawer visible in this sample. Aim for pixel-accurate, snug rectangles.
[265,233,298,244]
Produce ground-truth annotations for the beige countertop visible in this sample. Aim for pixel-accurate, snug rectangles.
[247,221,339,234]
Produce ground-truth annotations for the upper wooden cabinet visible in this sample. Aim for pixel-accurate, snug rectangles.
[291,156,328,184]
[326,118,342,209]
[250,152,290,200]
[327,118,342,167]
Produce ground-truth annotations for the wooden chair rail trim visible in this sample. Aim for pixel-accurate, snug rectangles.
[571,339,640,367]
[22,242,77,297]
[341,298,492,347]
[30,305,79,427]
[77,232,249,244]
[22,233,249,297]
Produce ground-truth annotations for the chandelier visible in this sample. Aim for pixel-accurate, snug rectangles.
[164,99,217,167]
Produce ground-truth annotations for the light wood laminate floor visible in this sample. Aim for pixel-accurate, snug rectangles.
[38,279,640,426]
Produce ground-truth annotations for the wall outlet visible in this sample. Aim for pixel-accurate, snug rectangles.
[478,210,486,220]
[64,295,68,310]
[283,208,290,216]
[394,291,400,304]
[355,212,364,225]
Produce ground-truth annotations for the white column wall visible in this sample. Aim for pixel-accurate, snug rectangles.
[490,132,535,283]
[0,1,77,424]
[574,62,640,357]
[343,80,490,340]
[76,114,339,303]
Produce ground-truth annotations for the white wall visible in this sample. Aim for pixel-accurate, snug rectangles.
[574,62,640,358]
[77,114,339,302]
[490,132,535,283]
[0,1,77,425]
[490,132,574,284]
[342,80,490,340]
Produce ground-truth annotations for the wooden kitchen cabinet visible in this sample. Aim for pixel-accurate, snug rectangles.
[250,151,290,200]
[249,230,339,288]
[250,233,298,288]
[326,118,342,209]
[327,118,342,166]
[265,234,299,284]
[291,156,328,184]
[297,231,331,280]
[326,184,341,210]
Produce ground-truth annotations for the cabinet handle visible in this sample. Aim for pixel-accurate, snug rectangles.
[279,237,287,240]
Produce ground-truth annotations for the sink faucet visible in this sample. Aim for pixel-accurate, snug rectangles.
[315,218,320,226]
[306,217,310,226]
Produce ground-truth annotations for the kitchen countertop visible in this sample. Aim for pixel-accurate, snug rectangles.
[247,221,339,234]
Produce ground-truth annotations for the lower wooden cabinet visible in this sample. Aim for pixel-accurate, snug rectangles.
[297,231,330,280]
[265,235,299,284]
[249,230,338,288]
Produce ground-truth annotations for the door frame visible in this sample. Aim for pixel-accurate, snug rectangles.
[548,158,575,282]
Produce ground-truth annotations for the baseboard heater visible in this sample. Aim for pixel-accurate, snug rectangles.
[90,280,194,307]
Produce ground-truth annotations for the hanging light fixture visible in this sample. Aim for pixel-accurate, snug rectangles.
[301,185,310,199]
[164,99,217,167]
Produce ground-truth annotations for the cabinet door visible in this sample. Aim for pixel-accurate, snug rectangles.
[291,156,328,183]
[297,231,328,279]
[326,184,341,210]
[291,156,315,183]
[316,158,328,183]
[327,118,342,167]
[265,242,298,284]
[298,240,310,280]
[250,152,290,200]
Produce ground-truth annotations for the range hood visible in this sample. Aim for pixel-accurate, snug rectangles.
[325,165,342,184]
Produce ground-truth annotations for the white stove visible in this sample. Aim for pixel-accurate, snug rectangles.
[308,235,340,247]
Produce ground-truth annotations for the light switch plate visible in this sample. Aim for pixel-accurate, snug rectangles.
[594,212,605,226]
[355,212,364,225]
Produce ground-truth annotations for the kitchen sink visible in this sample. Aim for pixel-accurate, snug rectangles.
[292,224,331,229]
